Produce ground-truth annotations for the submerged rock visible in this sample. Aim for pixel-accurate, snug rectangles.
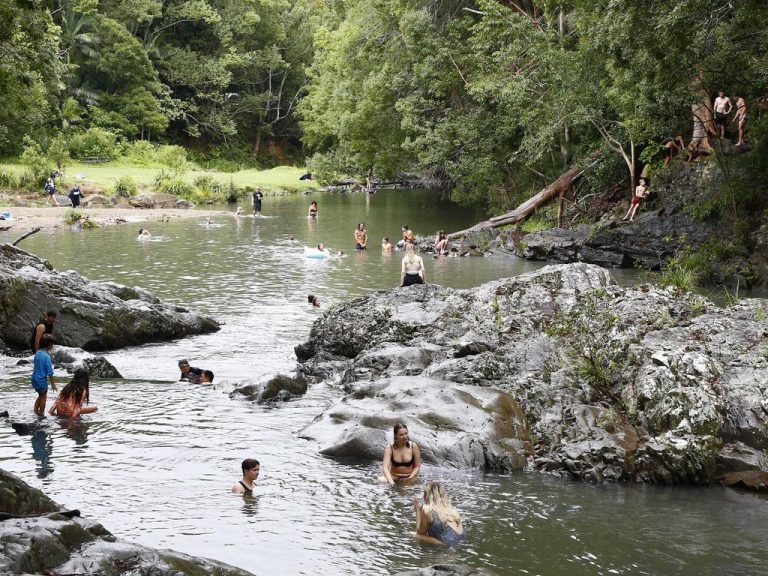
[0,469,253,576]
[230,373,308,403]
[0,244,219,351]
[295,263,768,486]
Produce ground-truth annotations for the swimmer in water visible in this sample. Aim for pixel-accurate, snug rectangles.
[308,294,320,307]
[138,228,151,239]
[232,458,260,495]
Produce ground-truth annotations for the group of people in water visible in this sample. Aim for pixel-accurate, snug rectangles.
[233,422,465,546]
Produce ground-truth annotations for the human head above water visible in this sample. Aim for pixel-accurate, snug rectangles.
[241,458,260,473]
[393,422,410,446]
[201,370,214,383]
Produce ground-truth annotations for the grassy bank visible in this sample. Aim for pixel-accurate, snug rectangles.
[0,161,318,196]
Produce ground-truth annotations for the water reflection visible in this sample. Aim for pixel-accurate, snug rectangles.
[31,429,53,478]
[240,495,261,517]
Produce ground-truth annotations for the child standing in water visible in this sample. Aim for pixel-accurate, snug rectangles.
[49,368,98,418]
[31,334,57,414]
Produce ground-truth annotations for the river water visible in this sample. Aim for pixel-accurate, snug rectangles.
[1,189,766,575]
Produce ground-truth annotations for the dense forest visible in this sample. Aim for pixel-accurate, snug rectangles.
[2,0,767,211]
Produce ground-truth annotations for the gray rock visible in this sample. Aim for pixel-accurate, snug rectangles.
[0,469,253,575]
[0,244,219,351]
[299,376,531,471]
[393,566,493,576]
[51,346,122,378]
[129,195,153,209]
[149,193,177,208]
[295,263,768,486]
[230,373,307,403]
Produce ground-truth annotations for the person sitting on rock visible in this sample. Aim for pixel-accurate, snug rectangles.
[199,370,214,384]
[379,422,421,485]
[621,178,649,223]
[401,225,415,245]
[49,368,97,418]
[400,243,426,286]
[413,482,466,546]
[232,458,260,495]
[178,359,203,383]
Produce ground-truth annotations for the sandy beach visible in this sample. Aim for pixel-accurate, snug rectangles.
[0,205,229,235]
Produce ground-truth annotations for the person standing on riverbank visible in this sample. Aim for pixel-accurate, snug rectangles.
[31,334,57,414]
[31,310,57,352]
[232,458,260,495]
[252,188,264,216]
[44,177,58,206]
[713,91,732,138]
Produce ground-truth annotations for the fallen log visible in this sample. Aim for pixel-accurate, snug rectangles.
[448,160,598,239]
[12,227,41,247]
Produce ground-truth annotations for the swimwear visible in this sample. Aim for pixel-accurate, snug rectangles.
[30,319,55,351]
[238,481,253,495]
[391,444,414,468]
[402,272,424,286]
[180,367,203,383]
[356,243,366,250]
[427,517,465,546]
[715,111,728,126]
[50,389,87,417]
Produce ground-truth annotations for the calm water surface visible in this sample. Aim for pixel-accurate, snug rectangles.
[1,189,766,575]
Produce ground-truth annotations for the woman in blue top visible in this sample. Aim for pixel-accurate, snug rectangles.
[413,482,466,546]
[31,334,57,414]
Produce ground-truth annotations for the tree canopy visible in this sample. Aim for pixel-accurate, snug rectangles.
[2,0,767,210]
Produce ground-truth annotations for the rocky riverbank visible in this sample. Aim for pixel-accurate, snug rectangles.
[0,469,253,576]
[295,263,768,488]
[0,243,219,352]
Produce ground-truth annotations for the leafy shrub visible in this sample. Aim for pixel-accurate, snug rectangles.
[157,177,193,198]
[0,170,18,190]
[124,141,156,166]
[63,208,83,225]
[67,128,121,160]
[20,136,53,188]
[157,145,189,174]
[521,216,552,233]
[193,174,225,203]
[114,176,138,198]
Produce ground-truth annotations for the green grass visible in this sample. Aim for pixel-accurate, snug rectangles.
[0,161,318,195]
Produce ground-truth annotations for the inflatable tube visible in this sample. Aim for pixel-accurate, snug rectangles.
[304,247,329,259]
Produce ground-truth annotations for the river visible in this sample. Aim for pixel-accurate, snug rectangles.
[1,189,766,575]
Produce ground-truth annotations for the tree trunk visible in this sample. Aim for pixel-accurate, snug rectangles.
[448,166,583,239]
[252,128,262,157]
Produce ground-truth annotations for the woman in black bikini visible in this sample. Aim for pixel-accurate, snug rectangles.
[232,458,260,495]
[380,422,421,485]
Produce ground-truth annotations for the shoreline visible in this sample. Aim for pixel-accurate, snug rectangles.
[0,205,230,235]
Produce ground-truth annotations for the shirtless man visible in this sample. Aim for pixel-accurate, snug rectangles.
[232,458,260,495]
[661,135,685,167]
[732,96,748,146]
[713,91,732,138]
[622,178,649,223]
[354,222,368,250]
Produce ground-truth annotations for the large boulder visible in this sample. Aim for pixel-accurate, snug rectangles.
[149,193,178,209]
[230,373,308,403]
[299,376,530,470]
[0,469,254,576]
[0,244,219,351]
[295,263,768,486]
[51,346,122,378]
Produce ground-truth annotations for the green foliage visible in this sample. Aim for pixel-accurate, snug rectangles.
[0,170,18,190]
[20,136,53,187]
[63,208,83,225]
[48,134,71,172]
[157,176,194,198]
[157,145,189,175]
[658,255,701,292]
[114,176,138,198]
[68,128,121,160]
[520,217,552,233]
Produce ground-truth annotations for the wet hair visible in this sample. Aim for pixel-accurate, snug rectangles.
[241,458,260,472]
[202,370,214,382]
[40,334,55,349]
[357,222,365,230]
[421,482,461,527]
[308,294,319,306]
[46,310,58,318]
[383,237,389,243]
[393,422,410,447]
[59,368,91,405]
